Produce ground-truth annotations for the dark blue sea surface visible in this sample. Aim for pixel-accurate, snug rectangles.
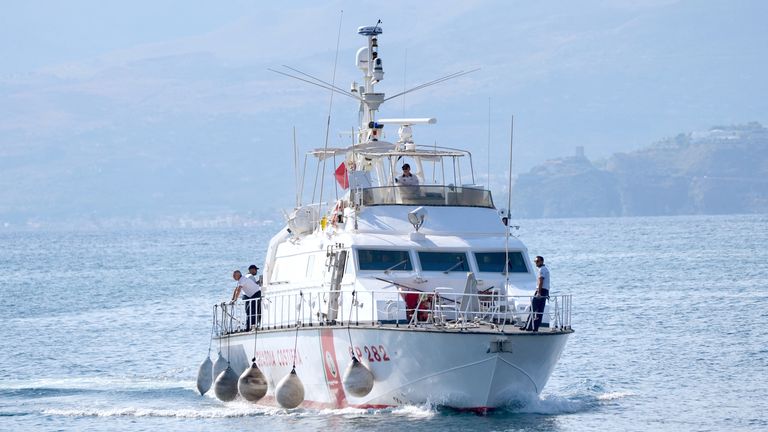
[1,214,767,431]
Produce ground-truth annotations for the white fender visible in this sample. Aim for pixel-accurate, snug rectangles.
[342,357,374,397]
[275,368,305,408]
[196,356,213,395]
[213,366,239,402]
[238,362,268,402]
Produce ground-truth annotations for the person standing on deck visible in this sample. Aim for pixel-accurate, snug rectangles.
[246,264,262,328]
[524,256,550,331]
[231,269,261,331]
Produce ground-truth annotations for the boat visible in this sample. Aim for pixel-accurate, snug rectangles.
[201,23,573,412]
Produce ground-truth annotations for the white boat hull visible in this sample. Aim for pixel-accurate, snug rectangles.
[215,325,570,410]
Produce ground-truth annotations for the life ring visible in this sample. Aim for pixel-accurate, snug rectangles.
[400,290,434,323]
[416,293,433,322]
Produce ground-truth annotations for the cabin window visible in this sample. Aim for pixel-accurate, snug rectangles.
[357,249,413,271]
[418,252,469,272]
[474,252,529,273]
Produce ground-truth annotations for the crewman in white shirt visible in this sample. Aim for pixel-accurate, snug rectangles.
[231,269,261,331]
[246,264,262,328]
[524,255,550,332]
[395,163,419,186]
[396,163,420,203]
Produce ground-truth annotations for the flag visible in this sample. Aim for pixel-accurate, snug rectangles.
[335,162,349,189]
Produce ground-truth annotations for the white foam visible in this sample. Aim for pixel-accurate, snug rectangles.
[44,408,244,419]
[42,403,438,420]
[0,376,193,392]
[315,407,373,416]
[283,404,435,419]
[42,405,277,419]
[514,394,590,415]
[390,404,438,418]
[596,391,634,401]
[509,390,634,414]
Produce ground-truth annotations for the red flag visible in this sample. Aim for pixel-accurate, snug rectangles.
[334,162,349,189]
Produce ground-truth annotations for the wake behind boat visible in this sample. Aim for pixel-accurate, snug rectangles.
[198,23,573,411]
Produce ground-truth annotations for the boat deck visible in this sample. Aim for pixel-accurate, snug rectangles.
[220,319,573,337]
[212,291,573,338]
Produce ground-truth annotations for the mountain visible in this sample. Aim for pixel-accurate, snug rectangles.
[3,2,768,228]
[510,122,768,218]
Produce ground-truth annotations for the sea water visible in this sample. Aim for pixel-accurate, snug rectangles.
[1,214,766,431]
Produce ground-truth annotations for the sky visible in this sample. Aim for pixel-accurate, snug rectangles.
[1,0,767,225]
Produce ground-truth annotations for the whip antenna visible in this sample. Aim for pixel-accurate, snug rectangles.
[487,97,491,189]
[293,126,300,207]
[318,10,344,208]
[504,116,514,286]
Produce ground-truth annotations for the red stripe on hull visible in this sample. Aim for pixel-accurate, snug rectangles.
[320,328,348,408]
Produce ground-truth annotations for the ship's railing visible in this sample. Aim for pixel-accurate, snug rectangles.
[350,185,494,208]
[213,289,572,335]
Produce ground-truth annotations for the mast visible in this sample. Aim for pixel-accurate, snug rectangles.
[355,23,385,144]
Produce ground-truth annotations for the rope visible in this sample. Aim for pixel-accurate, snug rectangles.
[291,291,304,369]
[347,290,356,359]
[251,317,259,363]
[207,304,216,355]
[217,303,225,354]
[226,302,233,365]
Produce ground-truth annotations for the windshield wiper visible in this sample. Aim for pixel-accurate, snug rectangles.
[443,259,465,274]
[383,259,409,274]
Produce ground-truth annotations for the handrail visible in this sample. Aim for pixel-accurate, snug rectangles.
[213,289,572,335]
[350,185,494,208]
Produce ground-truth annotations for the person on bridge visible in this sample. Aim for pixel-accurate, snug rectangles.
[395,163,419,186]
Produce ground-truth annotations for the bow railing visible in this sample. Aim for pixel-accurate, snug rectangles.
[213,289,572,335]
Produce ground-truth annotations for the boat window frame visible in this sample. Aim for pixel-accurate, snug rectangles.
[417,251,470,273]
[355,248,414,272]
[473,251,530,274]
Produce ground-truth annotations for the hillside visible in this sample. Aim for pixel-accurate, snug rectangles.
[511,122,768,218]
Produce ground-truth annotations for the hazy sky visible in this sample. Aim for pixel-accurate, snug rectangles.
[1,0,766,223]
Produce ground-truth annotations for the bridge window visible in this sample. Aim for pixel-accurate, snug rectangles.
[418,252,469,272]
[353,185,494,208]
[357,249,413,271]
[474,252,529,273]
